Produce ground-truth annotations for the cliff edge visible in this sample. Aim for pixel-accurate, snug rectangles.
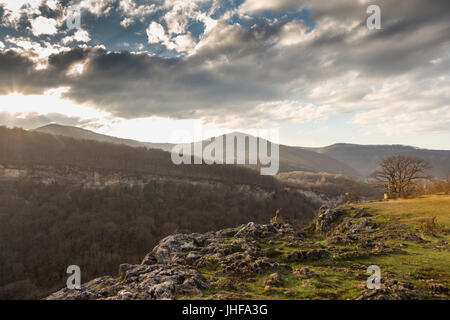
[47,196,450,300]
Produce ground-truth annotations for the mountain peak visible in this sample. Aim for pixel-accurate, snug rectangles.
[35,123,74,129]
[33,123,95,134]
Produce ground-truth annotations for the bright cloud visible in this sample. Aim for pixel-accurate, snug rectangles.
[30,16,58,36]
[62,29,91,44]
[146,21,195,53]
[0,0,449,148]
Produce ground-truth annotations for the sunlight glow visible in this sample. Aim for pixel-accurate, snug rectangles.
[0,89,108,119]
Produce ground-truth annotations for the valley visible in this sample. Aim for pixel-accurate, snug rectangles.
[0,125,448,300]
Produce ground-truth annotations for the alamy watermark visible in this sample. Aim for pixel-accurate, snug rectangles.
[170,126,279,175]
[66,265,81,290]
[366,5,381,30]
[366,265,381,289]
[67,5,81,30]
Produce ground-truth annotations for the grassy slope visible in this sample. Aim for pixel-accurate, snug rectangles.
[198,195,450,300]
[350,195,450,297]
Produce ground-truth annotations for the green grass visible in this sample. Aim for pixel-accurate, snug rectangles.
[351,194,450,285]
[354,194,450,226]
[195,195,450,300]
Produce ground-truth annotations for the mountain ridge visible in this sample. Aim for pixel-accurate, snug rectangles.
[32,124,450,179]
[33,124,174,152]
[307,143,450,178]
[32,124,359,178]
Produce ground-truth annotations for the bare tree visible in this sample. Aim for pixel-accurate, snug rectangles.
[371,155,431,198]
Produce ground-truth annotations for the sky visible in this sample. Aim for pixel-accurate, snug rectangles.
[0,0,449,149]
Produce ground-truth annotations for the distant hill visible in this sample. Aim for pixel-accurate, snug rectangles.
[32,125,361,178]
[278,143,360,177]
[31,124,450,179]
[308,143,450,179]
[33,124,174,152]
[0,126,320,299]
[166,132,361,178]
[1,126,277,188]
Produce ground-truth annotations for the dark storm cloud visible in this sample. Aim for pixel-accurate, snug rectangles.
[0,50,49,94]
[63,46,281,118]
[47,46,90,70]
[0,48,85,94]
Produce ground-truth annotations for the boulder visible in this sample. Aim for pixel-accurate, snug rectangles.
[316,209,345,233]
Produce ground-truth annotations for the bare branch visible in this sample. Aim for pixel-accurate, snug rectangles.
[370,155,431,198]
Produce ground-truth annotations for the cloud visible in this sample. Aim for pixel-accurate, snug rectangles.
[62,29,91,44]
[45,0,58,11]
[0,111,92,130]
[78,0,116,16]
[0,0,449,136]
[118,0,157,27]
[29,16,58,36]
[146,21,168,44]
[0,0,42,27]
[4,36,70,69]
[239,0,303,14]
[352,73,450,136]
[146,21,195,53]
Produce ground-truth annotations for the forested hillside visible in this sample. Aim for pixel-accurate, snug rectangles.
[0,127,276,188]
[0,127,319,299]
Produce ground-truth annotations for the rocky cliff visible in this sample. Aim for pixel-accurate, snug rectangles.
[47,199,450,300]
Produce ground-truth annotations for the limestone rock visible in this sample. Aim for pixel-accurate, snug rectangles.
[316,209,345,233]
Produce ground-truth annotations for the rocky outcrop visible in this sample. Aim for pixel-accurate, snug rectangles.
[315,208,345,233]
[47,222,299,300]
[354,279,419,300]
[47,264,208,300]
[47,209,449,300]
